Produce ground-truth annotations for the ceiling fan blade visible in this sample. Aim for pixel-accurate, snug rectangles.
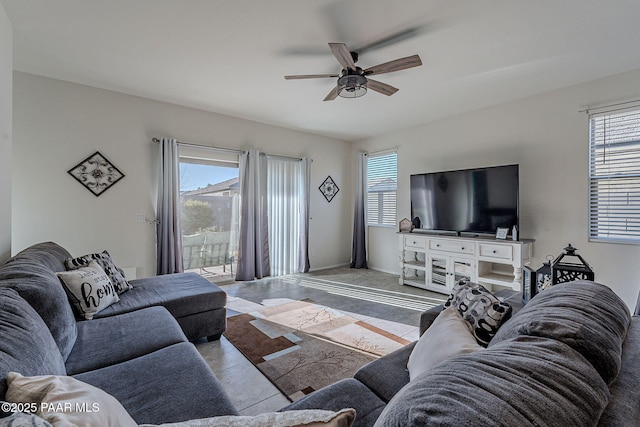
[367,79,399,96]
[323,85,341,101]
[284,74,339,80]
[353,26,426,54]
[364,54,422,76]
[328,43,356,71]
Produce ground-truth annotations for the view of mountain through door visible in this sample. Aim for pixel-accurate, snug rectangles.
[179,147,240,281]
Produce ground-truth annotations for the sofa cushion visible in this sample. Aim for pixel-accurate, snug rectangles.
[354,343,414,403]
[93,272,226,319]
[491,280,630,384]
[0,288,66,401]
[5,372,137,427]
[598,316,640,426]
[444,280,512,346]
[281,378,386,427]
[0,242,69,274]
[65,306,188,375]
[375,336,610,427]
[65,250,133,294]
[0,242,78,360]
[73,343,238,424]
[407,307,482,381]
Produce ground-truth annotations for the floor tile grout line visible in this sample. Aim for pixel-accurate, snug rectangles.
[239,392,290,414]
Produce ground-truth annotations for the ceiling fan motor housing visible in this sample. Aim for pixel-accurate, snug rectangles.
[338,67,367,98]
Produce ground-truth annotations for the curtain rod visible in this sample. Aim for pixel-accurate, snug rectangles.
[152,137,245,155]
[266,154,306,162]
[366,146,399,156]
[152,137,307,161]
[579,99,640,115]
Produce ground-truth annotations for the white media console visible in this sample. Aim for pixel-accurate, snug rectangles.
[398,232,533,295]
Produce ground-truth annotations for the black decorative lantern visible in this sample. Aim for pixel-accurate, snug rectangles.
[536,257,553,293]
[551,244,595,285]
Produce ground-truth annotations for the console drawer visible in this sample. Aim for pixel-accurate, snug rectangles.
[479,243,513,261]
[404,236,426,250]
[429,239,475,255]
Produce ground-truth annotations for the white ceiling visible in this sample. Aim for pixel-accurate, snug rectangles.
[4,0,640,141]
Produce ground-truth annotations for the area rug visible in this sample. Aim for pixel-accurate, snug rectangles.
[224,298,414,401]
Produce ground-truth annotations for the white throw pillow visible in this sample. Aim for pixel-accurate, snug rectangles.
[407,307,482,381]
[56,260,119,320]
[138,408,356,427]
[5,372,137,427]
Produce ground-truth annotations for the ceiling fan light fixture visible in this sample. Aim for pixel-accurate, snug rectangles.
[337,74,367,98]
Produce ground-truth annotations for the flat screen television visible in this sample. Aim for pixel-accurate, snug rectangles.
[410,164,519,235]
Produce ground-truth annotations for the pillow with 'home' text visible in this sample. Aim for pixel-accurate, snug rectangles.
[56,261,120,320]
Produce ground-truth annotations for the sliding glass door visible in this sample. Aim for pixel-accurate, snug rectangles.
[179,147,239,280]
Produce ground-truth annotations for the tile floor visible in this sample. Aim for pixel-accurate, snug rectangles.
[195,266,448,414]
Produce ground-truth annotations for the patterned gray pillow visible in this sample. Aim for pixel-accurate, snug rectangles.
[65,250,132,294]
[444,280,512,346]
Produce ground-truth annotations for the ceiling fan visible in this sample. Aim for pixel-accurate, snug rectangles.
[284,43,422,101]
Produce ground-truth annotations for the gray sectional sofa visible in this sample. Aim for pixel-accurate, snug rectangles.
[1,240,639,426]
[0,242,236,424]
[283,281,640,427]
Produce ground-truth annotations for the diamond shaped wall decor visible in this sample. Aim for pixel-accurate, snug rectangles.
[68,151,125,197]
[319,175,339,202]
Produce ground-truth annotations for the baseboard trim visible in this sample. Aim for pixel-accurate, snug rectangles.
[308,262,350,272]
[368,266,400,276]
[308,264,400,276]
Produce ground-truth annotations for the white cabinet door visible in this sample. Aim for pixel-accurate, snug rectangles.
[426,254,474,293]
[426,254,449,293]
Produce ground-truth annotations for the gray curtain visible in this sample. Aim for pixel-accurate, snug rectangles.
[236,149,270,280]
[156,137,184,275]
[298,157,311,273]
[351,152,368,269]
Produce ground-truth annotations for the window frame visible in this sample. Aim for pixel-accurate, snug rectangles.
[366,150,398,228]
[588,105,640,244]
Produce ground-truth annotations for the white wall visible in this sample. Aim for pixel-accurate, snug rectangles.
[354,68,640,311]
[0,3,11,263]
[12,72,352,278]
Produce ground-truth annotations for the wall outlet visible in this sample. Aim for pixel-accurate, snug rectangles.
[135,214,146,223]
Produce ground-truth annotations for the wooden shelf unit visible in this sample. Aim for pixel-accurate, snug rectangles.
[398,232,533,295]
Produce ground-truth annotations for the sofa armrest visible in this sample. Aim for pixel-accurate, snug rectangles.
[354,342,415,403]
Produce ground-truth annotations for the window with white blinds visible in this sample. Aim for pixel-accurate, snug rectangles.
[367,151,397,226]
[589,107,640,242]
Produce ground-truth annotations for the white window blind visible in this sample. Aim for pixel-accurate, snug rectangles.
[367,151,397,226]
[589,107,640,242]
